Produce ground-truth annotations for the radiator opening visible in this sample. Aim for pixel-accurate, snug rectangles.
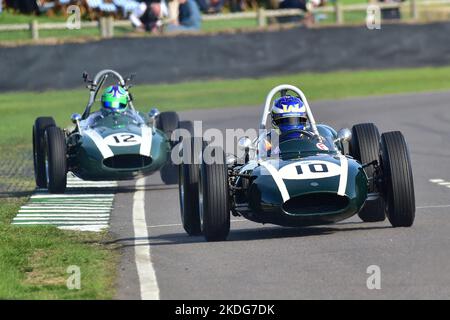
[282,193,349,215]
[103,154,152,169]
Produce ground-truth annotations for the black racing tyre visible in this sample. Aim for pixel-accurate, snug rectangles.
[160,163,178,185]
[44,126,67,193]
[160,120,192,185]
[179,136,202,236]
[178,120,194,136]
[350,123,385,222]
[199,142,230,241]
[33,117,55,188]
[380,131,415,227]
[156,111,179,142]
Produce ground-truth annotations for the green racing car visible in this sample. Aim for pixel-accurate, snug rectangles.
[33,69,192,193]
[179,84,416,241]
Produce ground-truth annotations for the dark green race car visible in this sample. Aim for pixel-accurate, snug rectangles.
[33,69,192,193]
[179,85,416,241]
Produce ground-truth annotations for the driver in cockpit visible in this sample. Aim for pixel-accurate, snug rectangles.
[262,95,310,156]
[85,85,144,127]
[100,85,130,114]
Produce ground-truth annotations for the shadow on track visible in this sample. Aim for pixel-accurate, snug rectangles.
[106,223,391,248]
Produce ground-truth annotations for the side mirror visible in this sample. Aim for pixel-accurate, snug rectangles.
[336,128,352,143]
[238,136,253,151]
[148,108,160,119]
[71,113,82,124]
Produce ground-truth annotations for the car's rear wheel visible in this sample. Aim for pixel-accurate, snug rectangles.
[198,142,230,241]
[160,120,193,185]
[159,113,183,185]
[380,131,415,227]
[33,117,55,188]
[350,123,385,222]
[45,126,67,193]
[179,136,202,236]
[156,111,179,140]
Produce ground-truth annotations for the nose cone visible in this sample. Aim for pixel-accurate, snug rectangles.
[245,157,368,226]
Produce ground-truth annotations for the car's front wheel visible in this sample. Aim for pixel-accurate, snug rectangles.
[380,131,415,227]
[198,142,230,241]
[45,126,67,193]
[179,136,202,236]
[33,117,55,188]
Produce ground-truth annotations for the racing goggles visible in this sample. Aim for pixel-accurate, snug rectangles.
[103,101,127,111]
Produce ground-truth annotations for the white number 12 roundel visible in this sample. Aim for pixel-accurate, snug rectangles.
[104,133,142,146]
[278,160,342,180]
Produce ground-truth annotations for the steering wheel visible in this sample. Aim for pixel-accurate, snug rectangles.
[279,129,316,141]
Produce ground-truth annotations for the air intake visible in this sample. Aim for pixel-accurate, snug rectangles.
[282,193,349,215]
[103,155,152,169]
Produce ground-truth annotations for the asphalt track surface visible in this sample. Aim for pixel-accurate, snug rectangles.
[110,91,450,299]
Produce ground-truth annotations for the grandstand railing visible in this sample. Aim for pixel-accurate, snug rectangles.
[0,0,449,41]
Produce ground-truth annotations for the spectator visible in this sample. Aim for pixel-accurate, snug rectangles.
[277,0,324,24]
[0,0,2,14]
[229,0,244,12]
[195,0,224,14]
[379,0,404,20]
[6,0,40,14]
[129,0,169,32]
[166,0,201,32]
[279,0,322,11]
[279,0,307,11]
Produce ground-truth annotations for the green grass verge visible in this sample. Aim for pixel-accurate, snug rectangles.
[0,198,118,299]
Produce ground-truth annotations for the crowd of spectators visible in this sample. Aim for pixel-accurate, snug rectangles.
[1,0,243,17]
[0,0,404,33]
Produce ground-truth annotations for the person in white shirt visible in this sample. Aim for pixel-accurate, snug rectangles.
[129,0,169,32]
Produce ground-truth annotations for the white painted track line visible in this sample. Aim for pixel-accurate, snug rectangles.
[417,204,450,209]
[133,177,159,300]
[429,179,444,183]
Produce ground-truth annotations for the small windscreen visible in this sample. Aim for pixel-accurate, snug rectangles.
[274,117,307,127]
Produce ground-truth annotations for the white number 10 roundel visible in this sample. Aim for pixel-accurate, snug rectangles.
[278,160,342,180]
[104,133,142,146]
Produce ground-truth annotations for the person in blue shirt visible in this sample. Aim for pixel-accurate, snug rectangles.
[166,0,201,32]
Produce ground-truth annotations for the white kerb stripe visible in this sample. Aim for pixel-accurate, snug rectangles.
[31,194,113,199]
[133,177,159,300]
[59,225,108,232]
[259,161,290,203]
[338,155,349,196]
[84,129,114,159]
[140,126,152,157]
